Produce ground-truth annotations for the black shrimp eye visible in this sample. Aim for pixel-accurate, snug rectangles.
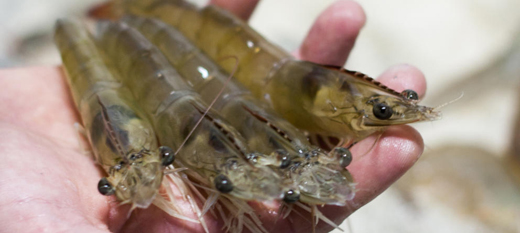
[214,174,234,193]
[332,147,352,168]
[160,146,175,166]
[246,153,259,164]
[373,103,393,120]
[97,177,115,196]
[401,89,419,100]
[274,150,291,169]
[283,189,300,203]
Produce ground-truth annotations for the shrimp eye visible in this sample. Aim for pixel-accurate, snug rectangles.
[275,150,291,168]
[373,103,393,120]
[160,146,175,166]
[214,174,233,193]
[98,177,115,196]
[401,89,419,100]
[283,189,300,203]
[332,147,352,167]
[246,153,259,164]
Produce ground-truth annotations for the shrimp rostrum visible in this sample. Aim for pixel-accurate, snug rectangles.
[54,19,175,210]
[114,0,442,144]
[94,20,285,202]
[123,15,356,206]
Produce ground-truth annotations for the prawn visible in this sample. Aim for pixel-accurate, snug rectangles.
[110,0,441,145]
[54,19,178,213]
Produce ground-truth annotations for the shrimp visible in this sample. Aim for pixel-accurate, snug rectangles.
[94,20,285,202]
[123,15,356,207]
[54,19,176,211]
[111,0,441,144]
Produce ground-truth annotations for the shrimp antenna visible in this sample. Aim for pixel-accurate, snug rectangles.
[434,92,464,111]
[173,56,240,155]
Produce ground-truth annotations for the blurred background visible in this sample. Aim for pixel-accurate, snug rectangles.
[2,0,520,232]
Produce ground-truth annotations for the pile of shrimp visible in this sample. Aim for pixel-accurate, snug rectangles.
[54,0,441,232]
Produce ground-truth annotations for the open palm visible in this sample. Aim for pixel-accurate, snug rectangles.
[0,1,426,232]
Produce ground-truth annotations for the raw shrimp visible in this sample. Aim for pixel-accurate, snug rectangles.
[94,20,286,202]
[54,19,176,211]
[113,0,441,144]
[123,15,356,206]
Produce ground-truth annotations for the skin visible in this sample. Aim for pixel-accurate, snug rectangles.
[0,1,426,232]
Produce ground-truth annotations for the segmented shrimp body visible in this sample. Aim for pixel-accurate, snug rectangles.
[116,0,441,143]
[54,19,175,209]
[95,20,285,201]
[123,15,356,206]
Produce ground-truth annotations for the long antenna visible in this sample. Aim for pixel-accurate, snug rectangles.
[174,56,240,155]
[434,91,464,111]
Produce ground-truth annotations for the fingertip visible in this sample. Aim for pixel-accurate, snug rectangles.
[209,0,260,21]
[298,0,366,66]
[377,64,427,99]
[379,125,424,168]
[351,125,423,174]
[347,125,423,207]
[325,0,367,32]
[335,0,367,29]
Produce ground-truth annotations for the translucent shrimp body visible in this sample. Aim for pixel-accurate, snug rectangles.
[123,16,355,206]
[95,20,284,201]
[116,0,441,143]
[54,19,172,209]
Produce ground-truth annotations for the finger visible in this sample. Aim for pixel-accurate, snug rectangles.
[306,126,423,232]
[209,0,260,21]
[249,129,422,232]
[295,0,366,66]
[348,125,423,207]
[376,64,427,99]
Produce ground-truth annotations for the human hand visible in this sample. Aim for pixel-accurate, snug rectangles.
[0,1,426,232]
[211,1,425,232]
